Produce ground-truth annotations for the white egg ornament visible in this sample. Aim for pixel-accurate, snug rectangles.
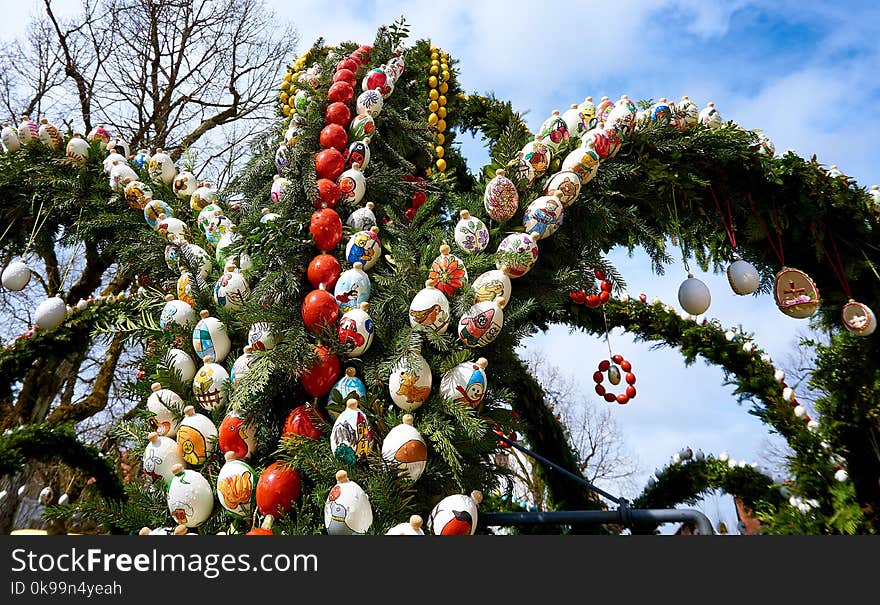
[190,181,217,212]
[346,202,376,231]
[176,405,218,465]
[337,302,375,357]
[389,352,433,412]
[428,491,483,535]
[192,356,229,411]
[178,241,212,281]
[496,232,539,278]
[37,118,62,150]
[345,226,382,270]
[173,170,198,199]
[337,163,367,205]
[160,294,197,331]
[346,137,371,171]
[143,199,172,229]
[270,174,290,204]
[17,115,38,143]
[1,121,21,152]
[334,262,371,313]
[458,298,505,348]
[158,214,189,242]
[165,348,197,383]
[520,135,552,180]
[523,191,565,240]
[544,170,582,207]
[147,382,184,438]
[699,102,723,129]
[124,180,153,210]
[213,263,250,310]
[167,464,214,528]
[328,366,367,404]
[65,133,89,164]
[34,295,67,330]
[2,260,31,291]
[561,146,600,185]
[247,322,276,351]
[727,258,760,295]
[440,358,489,408]
[324,470,373,535]
[216,451,257,519]
[675,96,699,130]
[356,89,384,117]
[471,269,512,306]
[382,414,427,482]
[538,109,570,149]
[409,280,450,334]
[562,103,586,138]
[230,346,255,383]
[483,169,519,222]
[454,210,489,254]
[148,149,177,185]
[142,432,185,483]
[109,160,138,191]
[191,309,231,362]
[678,274,711,315]
[386,515,425,535]
[330,399,375,465]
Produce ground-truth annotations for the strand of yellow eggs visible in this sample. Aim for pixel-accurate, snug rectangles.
[278,47,336,123]
[426,46,451,175]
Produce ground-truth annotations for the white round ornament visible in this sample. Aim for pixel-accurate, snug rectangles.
[870,185,880,213]
[17,115,38,142]
[334,262,371,313]
[2,260,31,291]
[678,274,711,315]
[143,431,184,482]
[337,302,375,357]
[835,469,848,482]
[544,170,582,207]
[356,89,384,117]
[337,164,367,205]
[177,405,218,465]
[192,357,229,411]
[261,207,280,223]
[103,150,126,174]
[190,182,217,212]
[386,515,425,535]
[454,210,489,254]
[428,491,482,535]
[39,486,54,505]
[346,202,377,231]
[324,470,373,535]
[230,346,255,383]
[65,133,89,163]
[109,160,138,191]
[143,199,172,229]
[192,309,231,362]
[1,121,21,152]
[165,348,197,383]
[132,148,149,170]
[174,171,198,199]
[496,232,539,278]
[248,322,276,351]
[270,174,290,203]
[349,113,375,141]
[458,298,505,348]
[520,135,551,180]
[167,464,214,528]
[178,242,212,281]
[160,294,197,331]
[727,258,760,295]
[562,103,586,138]
[523,191,564,240]
[429,244,468,297]
[37,118,62,150]
[148,149,177,185]
[675,96,699,130]
[107,136,130,158]
[213,264,250,310]
[389,352,432,412]
[34,295,66,330]
[124,180,153,209]
[409,281,450,334]
[330,399,375,465]
[176,270,195,307]
[471,269,512,306]
[440,358,489,408]
[538,110,570,148]
[147,382,183,438]
[699,102,722,128]
[605,97,637,139]
[382,414,427,482]
[216,452,256,518]
[561,146,600,185]
[57,493,69,505]
[158,215,189,242]
[345,226,382,270]
[756,133,775,157]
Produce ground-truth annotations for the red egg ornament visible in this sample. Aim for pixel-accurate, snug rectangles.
[246,527,273,536]
[307,253,341,290]
[327,81,354,105]
[333,68,356,87]
[337,58,358,73]
[310,208,343,251]
[315,179,340,209]
[301,345,340,397]
[283,405,323,440]
[411,190,427,209]
[320,124,348,152]
[218,413,255,460]
[302,288,340,333]
[256,461,301,519]
[315,148,346,181]
[363,68,388,92]
[325,102,351,127]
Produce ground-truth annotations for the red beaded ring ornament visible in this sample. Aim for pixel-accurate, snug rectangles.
[593,354,637,404]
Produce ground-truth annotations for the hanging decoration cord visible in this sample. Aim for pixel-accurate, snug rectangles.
[669,186,690,273]
[58,208,85,293]
[746,193,784,265]
[814,223,852,299]
[601,307,614,361]
[709,186,737,252]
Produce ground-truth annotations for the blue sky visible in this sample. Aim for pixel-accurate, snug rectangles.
[5,1,878,531]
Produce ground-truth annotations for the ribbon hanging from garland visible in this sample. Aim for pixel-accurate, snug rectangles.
[813,223,852,300]
[746,193,785,266]
[709,186,737,252]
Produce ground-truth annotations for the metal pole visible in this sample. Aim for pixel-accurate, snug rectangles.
[480,509,715,535]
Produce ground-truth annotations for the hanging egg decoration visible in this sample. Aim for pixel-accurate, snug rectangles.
[511,151,536,189]
[593,355,637,404]
[349,113,375,142]
[190,181,217,212]
[274,143,289,174]
[230,346,255,383]
[596,96,615,126]
[677,274,711,315]
[773,267,820,319]
[337,302,375,357]
[176,270,195,307]
[561,146,600,185]
[131,148,149,170]
[523,191,565,240]
[544,172,580,208]
[1,260,31,291]
[160,294,196,330]
[483,169,519,222]
[65,133,89,163]
[675,96,699,130]
[108,135,129,157]
[247,322,276,352]
[496,232,539,278]
[337,163,367,205]
[440,358,489,408]
[167,464,214,528]
[329,367,367,404]
[382,414,427,482]
[334,262,371,313]
[213,263,250,310]
[727,257,760,295]
[346,137,371,171]
[301,345,340,398]
[217,451,256,518]
[345,227,382,270]
[192,309,231,362]
[428,491,483,536]
[176,406,218,466]
[310,208,343,251]
[142,432,184,483]
[699,102,723,128]
[109,160,138,191]
[148,149,177,185]
[178,241,212,281]
[605,96,638,139]
[203,211,234,245]
[428,244,468,296]
[756,133,775,157]
[869,185,880,213]
[173,170,197,199]
[192,357,229,411]
[520,135,551,180]
[34,295,67,330]
[103,149,126,174]
[143,200,172,229]
[649,98,673,125]
[577,96,599,132]
[409,281,451,334]
[270,175,290,203]
[197,203,224,234]
[346,202,377,232]
[454,210,489,254]
[458,298,505,348]
[158,214,189,242]
[17,115,38,143]
[356,89,384,117]
[124,180,153,210]
[581,127,615,162]
[471,269,512,306]
[386,515,425,535]
[261,207,280,223]
[146,382,183,438]
[165,348,197,382]
[1,121,21,152]
[389,353,433,412]
[37,118,62,150]
[308,253,341,290]
[256,461,301,522]
[538,110,570,148]
[330,399,375,465]
[283,404,323,440]
[302,286,340,334]
[325,470,373,535]
[562,103,586,138]
[219,411,257,460]
[842,300,877,336]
